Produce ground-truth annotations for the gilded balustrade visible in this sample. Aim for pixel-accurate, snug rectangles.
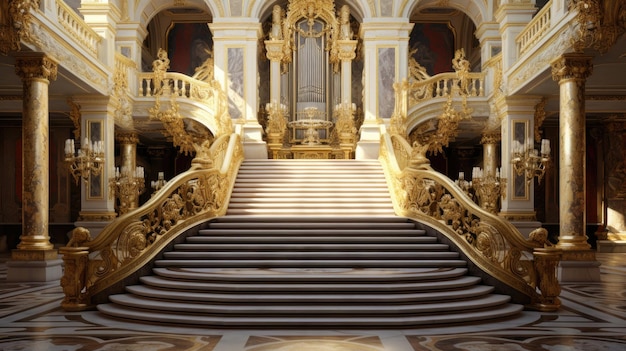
[379,133,561,311]
[407,72,485,106]
[59,133,244,311]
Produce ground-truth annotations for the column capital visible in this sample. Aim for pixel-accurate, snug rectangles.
[264,40,284,62]
[551,54,593,82]
[481,132,501,144]
[14,53,58,81]
[115,131,139,144]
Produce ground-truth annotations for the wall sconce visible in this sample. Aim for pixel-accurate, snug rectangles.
[64,138,105,184]
[511,138,551,184]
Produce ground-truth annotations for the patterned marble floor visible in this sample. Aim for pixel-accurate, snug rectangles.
[0,253,625,351]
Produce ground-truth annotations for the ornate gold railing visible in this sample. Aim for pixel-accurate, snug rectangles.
[516,0,553,57]
[407,71,485,106]
[59,133,244,311]
[379,132,562,311]
[138,71,221,101]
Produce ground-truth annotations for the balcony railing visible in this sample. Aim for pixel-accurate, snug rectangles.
[407,72,485,106]
[516,0,553,57]
[55,0,100,56]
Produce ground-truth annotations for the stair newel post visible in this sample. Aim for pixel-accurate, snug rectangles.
[59,227,93,311]
[59,246,91,311]
[531,247,562,311]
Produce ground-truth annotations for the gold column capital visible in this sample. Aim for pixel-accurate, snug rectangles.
[116,131,139,145]
[14,53,58,81]
[551,54,593,82]
[480,132,501,144]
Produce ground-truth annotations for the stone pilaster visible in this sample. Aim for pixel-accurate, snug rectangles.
[210,19,267,159]
[551,53,600,282]
[356,20,413,159]
[498,96,542,235]
[8,53,62,282]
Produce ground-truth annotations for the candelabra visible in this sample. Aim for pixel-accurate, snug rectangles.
[109,166,145,215]
[64,138,105,184]
[470,167,507,214]
[151,172,167,193]
[455,171,473,198]
[511,138,551,184]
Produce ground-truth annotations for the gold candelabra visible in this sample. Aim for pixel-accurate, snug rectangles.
[64,138,105,184]
[471,167,506,214]
[150,172,167,193]
[109,166,145,215]
[511,138,551,184]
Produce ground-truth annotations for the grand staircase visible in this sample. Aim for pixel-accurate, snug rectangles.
[97,159,524,327]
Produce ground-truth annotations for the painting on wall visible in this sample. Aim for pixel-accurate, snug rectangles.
[167,22,213,76]
[409,22,455,75]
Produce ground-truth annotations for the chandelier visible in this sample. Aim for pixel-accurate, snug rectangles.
[511,138,551,184]
[64,138,105,184]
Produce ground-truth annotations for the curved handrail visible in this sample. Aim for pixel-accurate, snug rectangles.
[59,133,244,310]
[379,132,562,311]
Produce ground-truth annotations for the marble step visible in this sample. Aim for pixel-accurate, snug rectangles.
[153,258,468,268]
[124,283,495,303]
[148,266,469,282]
[162,250,460,260]
[108,293,512,315]
[97,303,524,327]
[140,273,481,292]
[173,243,450,251]
[186,235,439,244]
[195,228,425,236]
[225,208,397,216]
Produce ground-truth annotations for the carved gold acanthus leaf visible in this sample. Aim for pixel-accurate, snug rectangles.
[551,53,594,82]
[571,0,626,54]
[14,53,58,81]
[1,0,39,55]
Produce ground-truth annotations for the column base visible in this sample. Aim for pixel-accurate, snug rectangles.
[7,257,63,282]
[557,251,601,282]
